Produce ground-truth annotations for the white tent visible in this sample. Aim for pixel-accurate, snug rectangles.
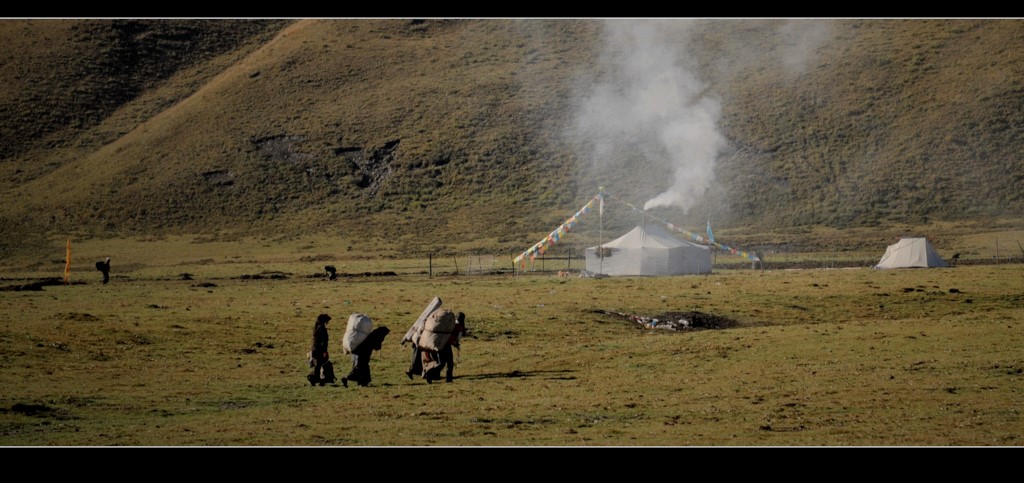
[875,237,948,269]
[585,225,712,276]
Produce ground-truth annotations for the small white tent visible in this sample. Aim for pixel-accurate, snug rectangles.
[585,225,712,276]
[875,237,948,269]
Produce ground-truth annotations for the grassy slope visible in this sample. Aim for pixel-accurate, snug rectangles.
[0,19,289,167]
[0,19,1022,262]
[0,19,290,256]
[709,19,1024,229]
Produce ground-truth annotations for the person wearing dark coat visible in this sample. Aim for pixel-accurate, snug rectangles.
[96,257,111,284]
[424,312,466,384]
[401,296,441,380]
[342,326,390,387]
[307,314,333,386]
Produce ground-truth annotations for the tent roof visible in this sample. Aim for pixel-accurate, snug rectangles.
[591,224,705,250]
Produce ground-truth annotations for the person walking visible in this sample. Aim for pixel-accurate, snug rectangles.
[342,326,390,387]
[424,312,466,383]
[96,257,111,284]
[307,314,333,386]
[401,296,442,380]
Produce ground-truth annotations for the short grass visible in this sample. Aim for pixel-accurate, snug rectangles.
[1,238,1021,446]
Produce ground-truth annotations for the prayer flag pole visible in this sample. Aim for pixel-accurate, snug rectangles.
[598,187,604,275]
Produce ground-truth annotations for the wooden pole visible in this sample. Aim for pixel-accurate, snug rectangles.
[429,253,433,278]
[599,200,604,275]
[64,238,71,285]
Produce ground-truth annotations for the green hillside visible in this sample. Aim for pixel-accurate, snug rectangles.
[1,18,1021,260]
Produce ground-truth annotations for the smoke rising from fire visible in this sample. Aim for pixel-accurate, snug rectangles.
[570,19,832,217]
[571,20,726,214]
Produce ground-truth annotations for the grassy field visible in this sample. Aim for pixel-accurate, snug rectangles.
[1,237,1021,446]
[2,19,1022,447]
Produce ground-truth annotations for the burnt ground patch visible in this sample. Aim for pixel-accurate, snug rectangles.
[7,403,57,416]
[0,277,77,291]
[3,402,74,420]
[590,309,756,331]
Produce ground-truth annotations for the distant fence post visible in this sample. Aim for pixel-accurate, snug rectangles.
[568,248,572,270]
[429,253,433,278]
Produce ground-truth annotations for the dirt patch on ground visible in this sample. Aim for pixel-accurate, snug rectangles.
[308,271,398,279]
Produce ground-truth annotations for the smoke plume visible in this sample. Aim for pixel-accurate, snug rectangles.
[776,19,832,76]
[571,20,726,213]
